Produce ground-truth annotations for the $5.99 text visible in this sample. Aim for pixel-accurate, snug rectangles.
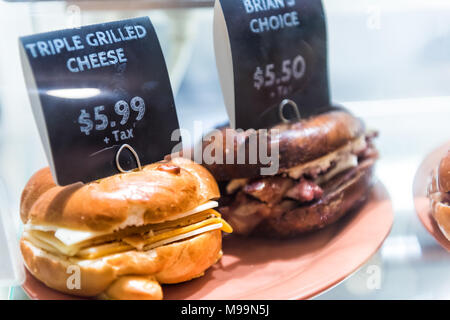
[78,96,146,136]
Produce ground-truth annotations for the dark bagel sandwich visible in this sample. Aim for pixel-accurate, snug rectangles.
[175,110,378,237]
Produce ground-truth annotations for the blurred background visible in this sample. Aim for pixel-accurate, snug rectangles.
[1,0,450,299]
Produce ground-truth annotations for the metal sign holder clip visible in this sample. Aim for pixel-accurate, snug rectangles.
[115,144,142,173]
[279,99,302,123]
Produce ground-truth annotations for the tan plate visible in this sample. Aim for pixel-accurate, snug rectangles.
[413,141,450,252]
[22,181,393,300]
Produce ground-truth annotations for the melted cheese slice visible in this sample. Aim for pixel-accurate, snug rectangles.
[25,200,219,246]
[122,215,231,250]
[77,219,230,260]
[24,209,232,260]
[315,154,358,185]
[286,135,366,180]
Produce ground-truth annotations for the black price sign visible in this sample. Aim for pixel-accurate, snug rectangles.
[20,17,180,186]
[214,0,330,129]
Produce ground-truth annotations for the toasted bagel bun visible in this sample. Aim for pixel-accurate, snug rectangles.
[21,158,220,232]
[273,111,364,170]
[176,111,364,181]
[21,229,222,300]
[429,156,450,241]
[438,151,450,193]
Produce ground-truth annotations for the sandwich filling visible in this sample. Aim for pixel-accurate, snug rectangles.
[23,201,232,260]
[428,169,450,240]
[219,132,378,234]
[429,188,450,206]
[428,169,450,206]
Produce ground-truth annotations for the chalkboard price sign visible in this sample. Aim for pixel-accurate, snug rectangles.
[20,17,180,186]
[214,0,330,129]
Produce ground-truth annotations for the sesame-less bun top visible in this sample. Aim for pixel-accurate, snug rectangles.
[191,111,365,181]
[438,151,450,193]
[20,158,220,232]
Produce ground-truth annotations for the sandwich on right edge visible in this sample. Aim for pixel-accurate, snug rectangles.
[198,110,379,237]
[428,151,450,241]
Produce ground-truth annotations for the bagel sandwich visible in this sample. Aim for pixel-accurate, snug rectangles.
[20,157,232,299]
[428,150,450,241]
[179,110,378,237]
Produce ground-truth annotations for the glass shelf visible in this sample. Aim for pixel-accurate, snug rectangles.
[2,0,450,300]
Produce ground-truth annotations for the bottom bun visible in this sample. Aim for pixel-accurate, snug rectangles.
[21,230,222,300]
[252,160,375,237]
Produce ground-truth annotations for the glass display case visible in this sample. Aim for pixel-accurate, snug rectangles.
[1,0,450,300]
